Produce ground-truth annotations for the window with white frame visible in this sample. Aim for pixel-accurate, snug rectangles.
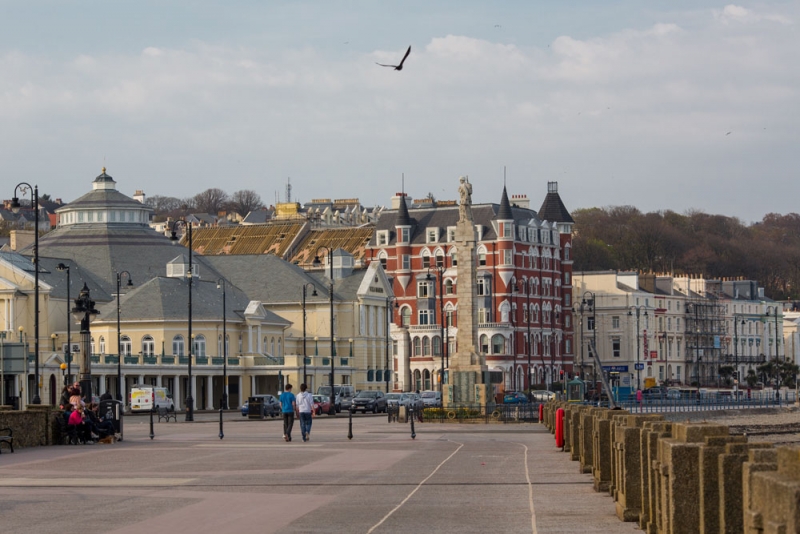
[419,309,433,325]
[478,308,490,323]
[422,251,431,269]
[502,249,512,265]
[377,231,388,246]
[99,336,105,354]
[565,339,571,354]
[426,228,439,243]
[401,254,410,270]
[451,250,458,266]
[612,316,620,329]
[476,277,490,296]
[444,279,454,295]
[401,306,412,326]
[612,337,621,357]
[435,252,444,268]
[417,280,432,298]
[194,335,206,357]
[120,336,132,356]
[142,335,155,356]
[478,250,487,266]
[399,227,410,243]
[447,226,456,242]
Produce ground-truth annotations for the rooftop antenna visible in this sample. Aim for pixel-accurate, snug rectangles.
[402,172,405,195]
[286,177,292,204]
[504,165,506,187]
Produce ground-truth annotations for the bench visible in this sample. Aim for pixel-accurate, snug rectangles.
[54,415,78,445]
[157,406,177,423]
[0,427,13,453]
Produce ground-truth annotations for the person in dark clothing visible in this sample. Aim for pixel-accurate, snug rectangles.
[99,391,113,401]
[86,402,114,438]
[59,386,72,410]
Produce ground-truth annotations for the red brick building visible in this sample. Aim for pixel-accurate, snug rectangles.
[366,182,574,393]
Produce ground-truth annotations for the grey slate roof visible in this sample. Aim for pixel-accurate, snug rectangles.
[94,275,289,326]
[0,251,112,302]
[371,203,541,246]
[204,254,367,304]
[538,190,574,224]
[396,195,411,226]
[496,186,513,220]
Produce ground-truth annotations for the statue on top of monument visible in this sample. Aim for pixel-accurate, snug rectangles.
[458,176,473,223]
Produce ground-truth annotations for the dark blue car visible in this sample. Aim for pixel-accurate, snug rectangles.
[503,392,529,404]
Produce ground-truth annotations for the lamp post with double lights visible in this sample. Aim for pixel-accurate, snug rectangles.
[426,265,446,394]
[627,305,648,392]
[72,283,99,403]
[217,278,229,409]
[56,263,72,385]
[385,292,396,393]
[765,305,781,401]
[115,271,133,402]
[301,282,318,387]
[10,183,40,404]
[580,292,596,392]
[519,280,533,400]
[170,219,194,421]
[312,247,336,415]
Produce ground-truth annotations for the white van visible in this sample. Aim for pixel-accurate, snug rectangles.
[130,385,175,412]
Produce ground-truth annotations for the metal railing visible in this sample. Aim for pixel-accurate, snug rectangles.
[615,390,797,413]
[385,403,541,424]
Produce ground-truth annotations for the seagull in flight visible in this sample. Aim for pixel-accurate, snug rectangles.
[376,46,411,71]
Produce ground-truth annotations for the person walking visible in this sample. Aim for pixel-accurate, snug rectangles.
[279,383,297,442]
[296,383,314,442]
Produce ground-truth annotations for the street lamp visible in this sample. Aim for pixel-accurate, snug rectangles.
[627,305,648,392]
[733,315,746,392]
[519,280,533,400]
[766,306,781,401]
[301,282,318,387]
[312,247,336,415]
[426,266,446,394]
[71,283,99,403]
[217,278,229,409]
[385,292,397,393]
[115,271,133,402]
[10,182,40,404]
[56,263,72,385]
[580,292,596,394]
[170,219,194,421]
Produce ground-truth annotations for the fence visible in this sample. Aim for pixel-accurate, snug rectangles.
[421,403,541,423]
[614,390,797,413]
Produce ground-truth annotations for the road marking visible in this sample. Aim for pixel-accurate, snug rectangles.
[523,443,538,534]
[194,444,324,448]
[0,477,194,487]
[366,440,464,534]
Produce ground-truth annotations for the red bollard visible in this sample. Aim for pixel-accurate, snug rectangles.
[555,408,565,448]
[538,403,544,422]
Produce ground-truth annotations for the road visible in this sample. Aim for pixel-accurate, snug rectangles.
[0,414,637,533]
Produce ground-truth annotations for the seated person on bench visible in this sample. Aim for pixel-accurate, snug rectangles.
[68,407,94,444]
[86,402,115,438]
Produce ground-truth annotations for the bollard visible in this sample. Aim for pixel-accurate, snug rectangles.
[219,406,224,440]
[388,405,393,423]
[410,406,416,439]
[348,407,353,440]
[149,408,155,440]
[555,407,564,449]
[539,403,544,423]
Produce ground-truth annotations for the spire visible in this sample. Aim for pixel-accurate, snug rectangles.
[396,193,411,226]
[496,185,513,220]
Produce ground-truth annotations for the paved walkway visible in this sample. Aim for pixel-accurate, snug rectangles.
[0,414,638,533]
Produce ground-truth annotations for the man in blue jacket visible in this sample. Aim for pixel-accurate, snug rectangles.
[279,384,297,442]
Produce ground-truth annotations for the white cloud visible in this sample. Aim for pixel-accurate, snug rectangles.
[715,4,792,25]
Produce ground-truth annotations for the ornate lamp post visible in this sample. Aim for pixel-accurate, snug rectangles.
[217,278,229,409]
[10,183,40,404]
[766,305,781,401]
[385,293,396,393]
[115,271,133,402]
[733,315,746,392]
[56,264,72,385]
[312,247,336,415]
[170,219,194,421]
[519,280,533,400]
[71,283,99,403]
[301,282,318,387]
[628,305,648,392]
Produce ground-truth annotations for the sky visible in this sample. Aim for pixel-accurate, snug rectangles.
[1,1,798,222]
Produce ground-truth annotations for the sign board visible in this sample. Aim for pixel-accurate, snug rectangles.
[650,350,658,359]
[62,343,81,354]
[621,375,631,387]
[602,365,629,373]
[634,363,645,370]
[714,336,721,349]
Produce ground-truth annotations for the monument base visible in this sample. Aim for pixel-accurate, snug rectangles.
[443,367,491,408]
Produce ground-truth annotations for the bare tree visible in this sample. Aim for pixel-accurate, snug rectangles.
[229,189,264,217]
[193,188,229,215]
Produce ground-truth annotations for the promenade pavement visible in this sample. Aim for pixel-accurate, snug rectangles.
[0,413,638,533]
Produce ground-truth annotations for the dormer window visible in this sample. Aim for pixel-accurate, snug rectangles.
[426,228,439,243]
[499,222,512,238]
[447,226,456,242]
[475,225,484,241]
[399,227,410,243]
[377,231,389,246]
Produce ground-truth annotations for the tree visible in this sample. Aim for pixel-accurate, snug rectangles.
[193,188,228,215]
[228,189,264,217]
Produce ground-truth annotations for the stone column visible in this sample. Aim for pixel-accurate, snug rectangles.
[640,421,672,534]
[190,375,197,410]
[206,376,214,409]
[612,414,664,522]
[173,376,181,411]
[718,442,773,533]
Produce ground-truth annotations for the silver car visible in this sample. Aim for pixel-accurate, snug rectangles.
[407,393,425,411]
[386,393,410,408]
[420,390,442,407]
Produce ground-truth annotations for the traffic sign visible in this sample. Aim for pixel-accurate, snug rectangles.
[634,363,644,370]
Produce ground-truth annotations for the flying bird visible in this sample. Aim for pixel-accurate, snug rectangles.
[376,46,411,71]
[726,131,732,135]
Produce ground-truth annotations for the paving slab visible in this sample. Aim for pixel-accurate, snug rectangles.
[0,415,638,533]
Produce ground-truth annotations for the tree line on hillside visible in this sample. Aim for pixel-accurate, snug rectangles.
[571,207,800,300]
[145,188,264,220]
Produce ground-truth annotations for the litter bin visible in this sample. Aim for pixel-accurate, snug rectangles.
[98,399,124,441]
[248,396,264,420]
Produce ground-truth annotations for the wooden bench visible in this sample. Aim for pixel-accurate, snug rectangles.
[54,416,78,445]
[157,406,177,423]
[0,427,14,453]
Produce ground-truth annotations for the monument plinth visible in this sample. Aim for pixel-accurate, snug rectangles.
[443,177,490,408]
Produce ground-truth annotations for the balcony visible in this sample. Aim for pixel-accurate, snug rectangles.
[478,322,513,330]
[253,356,285,366]
[90,355,100,364]
[143,356,158,365]
[161,356,175,364]
[104,355,119,364]
[124,355,140,365]
[196,356,208,365]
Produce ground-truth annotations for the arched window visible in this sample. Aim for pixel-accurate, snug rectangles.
[533,305,540,323]
[194,335,206,357]
[422,337,431,356]
[90,337,95,355]
[444,279,454,295]
[421,249,431,269]
[271,337,276,355]
[278,338,282,357]
[413,337,422,356]
[218,335,223,356]
[172,335,184,357]
[401,306,412,327]
[432,336,442,356]
[479,334,489,354]
[98,336,105,354]
[423,369,432,391]
[142,335,155,356]
[120,336,132,356]
[238,334,243,353]
[492,334,505,355]
[414,370,422,391]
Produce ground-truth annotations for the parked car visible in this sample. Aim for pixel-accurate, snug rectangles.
[531,390,555,402]
[406,392,425,412]
[240,394,280,417]
[351,390,387,413]
[318,385,355,413]
[312,395,331,416]
[503,391,530,404]
[386,392,411,408]
[420,390,442,408]
[641,386,668,399]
